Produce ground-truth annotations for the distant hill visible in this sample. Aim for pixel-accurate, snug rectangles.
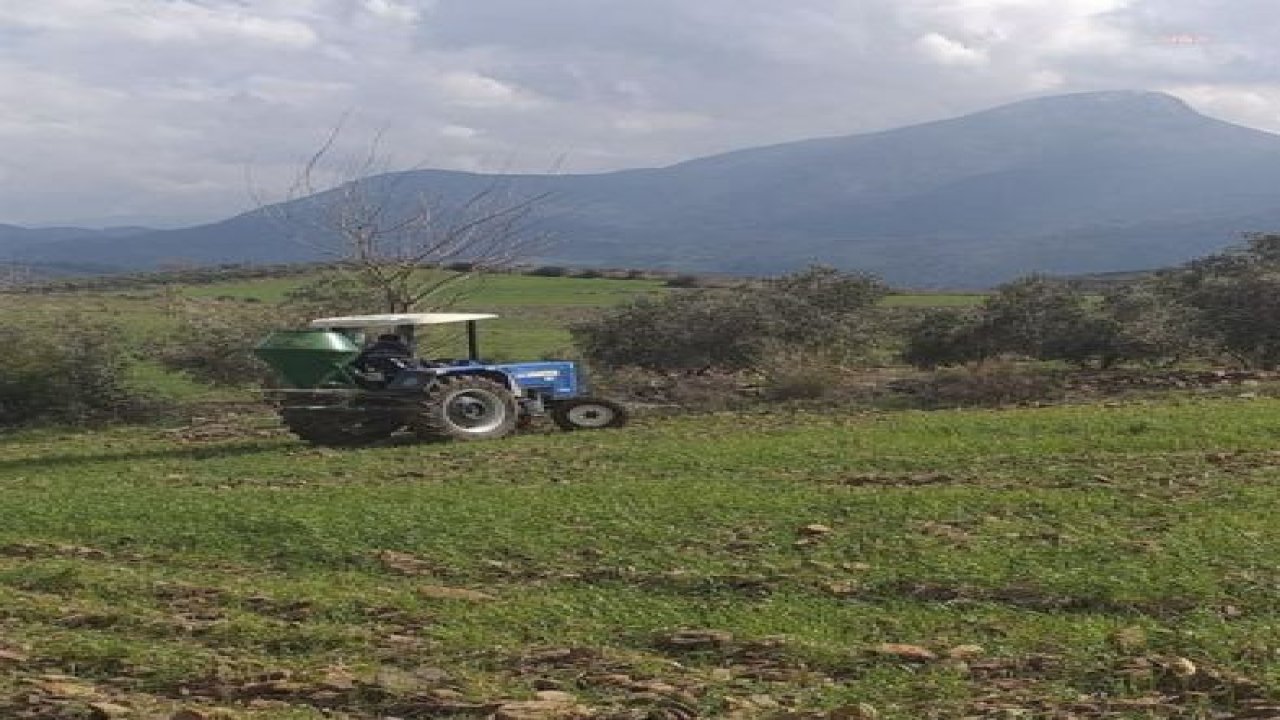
[14,91,1280,287]
[0,224,154,254]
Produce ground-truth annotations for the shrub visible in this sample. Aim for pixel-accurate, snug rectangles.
[573,290,764,370]
[907,363,1066,409]
[760,266,888,361]
[901,275,1211,370]
[574,265,888,371]
[1096,284,1200,366]
[1157,233,1280,368]
[529,265,568,277]
[760,369,830,402]
[282,272,385,318]
[594,366,755,412]
[664,274,705,288]
[157,300,291,386]
[901,308,986,369]
[902,276,1124,369]
[975,275,1112,366]
[0,314,155,426]
[757,348,846,403]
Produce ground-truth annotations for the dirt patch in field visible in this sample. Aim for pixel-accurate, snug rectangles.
[949,653,1275,719]
[0,542,116,561]
[834,471,967,488]
[1065,369,1279,396]
[506,644,734,718]
[868,579,1200,618]
[158,408,284,443]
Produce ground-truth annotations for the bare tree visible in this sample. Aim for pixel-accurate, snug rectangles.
[258,123,552,314]
[0,261,33,291]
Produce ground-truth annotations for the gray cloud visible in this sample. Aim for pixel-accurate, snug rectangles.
[0,0,1276,226]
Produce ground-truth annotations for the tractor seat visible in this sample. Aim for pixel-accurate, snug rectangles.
[353,350,414,383]
[429,357,482,367]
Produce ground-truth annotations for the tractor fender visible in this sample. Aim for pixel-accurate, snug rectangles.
[431,368,520,394]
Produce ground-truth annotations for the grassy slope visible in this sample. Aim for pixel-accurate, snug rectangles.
[16,274,668,349]
[2,398,1280,717]
[7,275,982,404]
[5,274,670,404]
[10,274,981,347]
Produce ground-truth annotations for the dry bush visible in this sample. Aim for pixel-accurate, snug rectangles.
[156,299,297,386]
[757,348,846,403]
[0,314,159,426]
[664,374,759,411]
[594,366,756,412]
[158,271,392,388]
[761,368,831,402]
[904,363,1066,409]
[280,272,386,319]
[664,274,707,288]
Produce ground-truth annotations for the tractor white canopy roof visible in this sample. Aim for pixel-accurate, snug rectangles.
[309,313,498,329]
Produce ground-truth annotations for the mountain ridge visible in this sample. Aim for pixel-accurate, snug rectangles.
[12,90,1280,287]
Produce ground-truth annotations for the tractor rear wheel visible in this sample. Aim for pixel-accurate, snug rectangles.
[279,407,403,447]
[413,376,518,441]
[550,397,629,431]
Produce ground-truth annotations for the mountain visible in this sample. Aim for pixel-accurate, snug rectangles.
[0,224,155,254]
[0,225,159,279]
[16,90,1280,287]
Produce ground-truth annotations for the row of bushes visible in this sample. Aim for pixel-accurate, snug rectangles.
[596,362,1073,412]
[7,234,1280,427]
[575,233,1280,375]
[900,279,1195,369]
[5,259,721,295]
[72,264,741,404]
[903,233,1280,370]
[0,272,386,426]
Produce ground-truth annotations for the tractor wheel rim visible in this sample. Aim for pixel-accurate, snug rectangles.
[445,390,506,433]
[566,403,615,428]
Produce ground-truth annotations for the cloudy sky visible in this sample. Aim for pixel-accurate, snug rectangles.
[1,0,1277,227]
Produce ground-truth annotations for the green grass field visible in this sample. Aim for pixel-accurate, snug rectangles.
[8,273,982,346]
[3,397,1280,718]
[6,274,983,401]
[12,273,668,347]
[6,273,672,405]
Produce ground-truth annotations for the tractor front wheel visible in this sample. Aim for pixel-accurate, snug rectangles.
[414,376,518,441]
[279,407,403,447]
[550,397,629,431]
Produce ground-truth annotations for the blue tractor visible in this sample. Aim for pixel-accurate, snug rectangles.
[254,312,628,446]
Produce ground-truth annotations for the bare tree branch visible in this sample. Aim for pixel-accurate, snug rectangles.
[0,261,34,291]
[256,122,553,313]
